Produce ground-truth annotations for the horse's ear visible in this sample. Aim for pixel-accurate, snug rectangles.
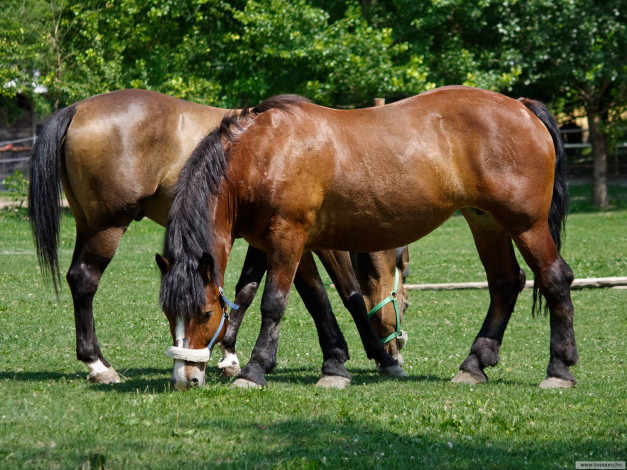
[198,252,214,283]
[155,254,170,274]
[397,246,410,280]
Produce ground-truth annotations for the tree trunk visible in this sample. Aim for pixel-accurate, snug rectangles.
[587,107,609,208]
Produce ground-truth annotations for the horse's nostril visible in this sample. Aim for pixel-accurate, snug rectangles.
[189,377,200,386]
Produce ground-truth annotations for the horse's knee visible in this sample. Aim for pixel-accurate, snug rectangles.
[66,263,100,299]
[541,259,574,306]
[260,290,289,321]
[344,292,365,314]
[517,268,527,292]
[234,281,260,310]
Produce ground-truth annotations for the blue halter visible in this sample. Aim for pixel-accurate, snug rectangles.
[207,281,239,355]
[216,280,240,311]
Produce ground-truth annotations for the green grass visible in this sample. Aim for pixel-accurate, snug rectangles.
[0,199,626,469]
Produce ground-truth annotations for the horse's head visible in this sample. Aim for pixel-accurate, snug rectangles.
[357,249,410,367]
[156,252,230,390]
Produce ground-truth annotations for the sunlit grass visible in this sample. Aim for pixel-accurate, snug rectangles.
[0,197,625,468]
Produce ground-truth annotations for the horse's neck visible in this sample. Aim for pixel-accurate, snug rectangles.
[210,190,237,272]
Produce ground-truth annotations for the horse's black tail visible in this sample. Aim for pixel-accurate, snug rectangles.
[519,98,569,314]
[28,104,78,295]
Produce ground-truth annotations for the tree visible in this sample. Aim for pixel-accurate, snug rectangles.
[58,0,235,106]
[221,0,432,107]
[500,0,626,208]
[0,0,63,121]
[355,0,626,207]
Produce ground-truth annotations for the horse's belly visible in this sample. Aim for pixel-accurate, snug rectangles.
[306,201,455,252]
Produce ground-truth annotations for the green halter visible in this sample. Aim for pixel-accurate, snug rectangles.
[367,268,402,344]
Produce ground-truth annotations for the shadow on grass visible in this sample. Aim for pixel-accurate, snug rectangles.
[0,370,81,382]
[0,367,174,393]
[63,416,618,469]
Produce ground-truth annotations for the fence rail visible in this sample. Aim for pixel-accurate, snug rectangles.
[0,137,34,189]
[0,136,35,147]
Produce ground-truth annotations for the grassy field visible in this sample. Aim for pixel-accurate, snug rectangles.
[0,185,625,469]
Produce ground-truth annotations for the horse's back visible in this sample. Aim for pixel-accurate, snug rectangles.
[63,89,227,227]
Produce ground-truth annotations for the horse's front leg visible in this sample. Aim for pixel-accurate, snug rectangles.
[218,246,268,376]
[293,252,352,388]
[232,234,305,388]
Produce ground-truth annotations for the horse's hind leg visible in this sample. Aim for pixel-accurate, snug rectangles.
[293,252,351,388]
[512,224,578,388]
[453,209,526,384]
[67,221,127,384]
[218,246,267,376]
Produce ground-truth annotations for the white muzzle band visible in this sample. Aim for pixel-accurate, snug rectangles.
[165,346,210,363]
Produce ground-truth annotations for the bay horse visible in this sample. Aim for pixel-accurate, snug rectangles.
[158,86,578,390]
[28,89,404,386]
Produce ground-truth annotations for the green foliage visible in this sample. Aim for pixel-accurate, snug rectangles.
[1,171,29,208]
[225,0,431,106]
[2,0,625,115]
[0,0,59,119]
[496,0,626,113]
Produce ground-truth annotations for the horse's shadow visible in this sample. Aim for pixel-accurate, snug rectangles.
[1,366,528,393]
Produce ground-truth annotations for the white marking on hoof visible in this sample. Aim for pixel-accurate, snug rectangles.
[451,370,487,384]
[315,375,351,389]
[87,365,121,384]
[539,377,576,389]
[88,359,109,375]
[217,350,241,377]
[378,364,407,377]
[231,378,264,389]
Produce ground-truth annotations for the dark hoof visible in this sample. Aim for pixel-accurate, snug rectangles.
[451,370,487,385]
[315,375,351,389]
[88,367,121,384]
[539,377,576,389]
[378,364,407,377]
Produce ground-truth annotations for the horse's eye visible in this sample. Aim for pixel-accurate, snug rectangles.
[203,311,212,319]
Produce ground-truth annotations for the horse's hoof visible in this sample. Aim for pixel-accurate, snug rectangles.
[218,363,241,377]
[88,367,121,384]
[231,378,264,389]
[315,375,351,389]
[378,364,407,378]
[539,377,576,389]
[451,370,487,385]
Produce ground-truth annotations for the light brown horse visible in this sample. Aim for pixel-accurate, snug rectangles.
[28,89,404,386]
[158,86,577,390]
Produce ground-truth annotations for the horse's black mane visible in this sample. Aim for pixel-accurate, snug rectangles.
[160,94,310,318]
